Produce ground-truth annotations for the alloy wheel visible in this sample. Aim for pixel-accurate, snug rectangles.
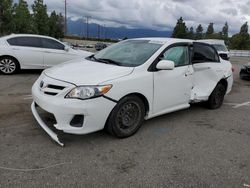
[0,58,16,74]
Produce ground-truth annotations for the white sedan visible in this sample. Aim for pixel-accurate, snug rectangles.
[0,34,93,74]
[31,38,233,146]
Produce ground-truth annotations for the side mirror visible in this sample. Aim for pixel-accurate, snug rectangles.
[156,60,175,70]
[64,46,70,52]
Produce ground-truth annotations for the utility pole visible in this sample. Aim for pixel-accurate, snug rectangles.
[86,16,91,39]
[97,25,100,39]
[103,24,106,39]
[64,0,67,35]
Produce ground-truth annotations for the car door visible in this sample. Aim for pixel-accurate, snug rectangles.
[41,38,77,67]
[191,42,224,101]
[153,44,194,115]
[7,36,44,69]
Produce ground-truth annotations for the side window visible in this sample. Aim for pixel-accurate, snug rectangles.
[161,46,189,67]
[42,38,65,50]
[7,37,42,48]
[192,43,219,63]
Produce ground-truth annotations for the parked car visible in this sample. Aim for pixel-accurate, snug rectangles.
[31,38,233,146]
[197,39,230,61]
[0,34,93,74]
[240,63,250,80]
[95,42,107,51]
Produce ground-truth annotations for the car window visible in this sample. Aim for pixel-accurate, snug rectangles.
[42,38,65,50]
[212,44,227,52]
[193,43,219,63]
[161,46,189,67]
[94,40,162,67]
[7,37,42,48]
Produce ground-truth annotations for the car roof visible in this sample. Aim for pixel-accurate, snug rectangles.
[129,37,193,44]
[197,39,225,45]
[0,34,59,41]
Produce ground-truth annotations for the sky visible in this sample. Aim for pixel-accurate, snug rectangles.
[25,0,250,34]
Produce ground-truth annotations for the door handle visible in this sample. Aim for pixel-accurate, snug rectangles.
[44,51,52,53]
[185,71,193,76]
[12,48,20,50]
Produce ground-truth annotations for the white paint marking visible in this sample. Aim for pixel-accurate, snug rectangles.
[23,94,32,100]
[244,183,250,187]
[23,97,33,100]
[233,102,250,108]
[224,102,250,108]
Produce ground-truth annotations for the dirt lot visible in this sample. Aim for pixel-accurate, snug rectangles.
[0,57,249,187]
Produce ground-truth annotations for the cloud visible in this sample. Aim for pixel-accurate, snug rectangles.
[25,0,250,34]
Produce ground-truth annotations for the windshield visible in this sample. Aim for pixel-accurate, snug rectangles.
[92,40,163,67]
[212,44,228,52]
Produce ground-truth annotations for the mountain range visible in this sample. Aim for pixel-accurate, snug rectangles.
[67,19,172,39]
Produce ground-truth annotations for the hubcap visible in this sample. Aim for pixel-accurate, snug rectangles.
[117,102,141,130]
[0,59,16,74]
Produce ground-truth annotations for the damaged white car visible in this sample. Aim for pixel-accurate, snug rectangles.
[31,38,233,146]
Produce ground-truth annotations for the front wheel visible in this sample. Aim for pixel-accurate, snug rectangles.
[0,57,20,75]
[206,83,226,109]
[106,95,145,138]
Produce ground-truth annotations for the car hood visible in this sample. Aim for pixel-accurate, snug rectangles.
[218,51,229,54]
[44,59,134,85]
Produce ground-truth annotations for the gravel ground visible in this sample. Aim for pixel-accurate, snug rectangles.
[0,57,249,188]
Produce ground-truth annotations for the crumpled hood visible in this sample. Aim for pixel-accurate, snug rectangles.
[44,59,134,85]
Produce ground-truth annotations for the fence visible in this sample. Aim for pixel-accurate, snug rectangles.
[230,50,250,57]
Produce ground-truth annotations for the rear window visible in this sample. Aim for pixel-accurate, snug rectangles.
[7,37,42,48]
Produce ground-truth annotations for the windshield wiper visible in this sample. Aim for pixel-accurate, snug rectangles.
[96,58,121,66]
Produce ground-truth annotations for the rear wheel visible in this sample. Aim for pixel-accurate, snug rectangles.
[106,95,145,138]
[206,83,226,109]
[0,57,20,75]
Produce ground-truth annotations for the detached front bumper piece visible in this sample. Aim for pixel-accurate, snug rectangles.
[31,102,64,147]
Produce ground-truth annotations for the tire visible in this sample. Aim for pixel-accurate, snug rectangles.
[0,57,20,75]
[206,83,226,109]
[106,95,145,138]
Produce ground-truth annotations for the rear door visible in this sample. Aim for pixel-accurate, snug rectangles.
[7,37,44,69]
[191,42,224,101]
[41,38,77,67]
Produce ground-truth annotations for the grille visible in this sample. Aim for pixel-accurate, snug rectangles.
[36,103,57,127]
[40,81,66,96]
[47,84,65,90]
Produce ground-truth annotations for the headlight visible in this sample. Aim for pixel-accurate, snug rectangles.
[242,65,247,70]
[65,85,112,100]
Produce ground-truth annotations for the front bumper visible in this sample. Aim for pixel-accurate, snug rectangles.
[31,74,116,145]
[31,102,64,146]
[240,69,250,79]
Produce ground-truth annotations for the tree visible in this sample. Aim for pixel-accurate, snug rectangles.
[48,11,64,39]
[13,0,32,33]
[172,17,188,38]
[0,0,14,35]
[32,0,49,35]
[230,22,250,50]
[206,23,214,38]
[195,24,203,39]
[222,22,228,39]
[187,27,194,39]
